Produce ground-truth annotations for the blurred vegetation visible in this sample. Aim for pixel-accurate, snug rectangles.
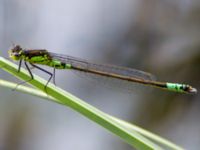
[0,0,200,150]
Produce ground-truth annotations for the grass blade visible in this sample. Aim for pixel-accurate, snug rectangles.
[0,56,181,150]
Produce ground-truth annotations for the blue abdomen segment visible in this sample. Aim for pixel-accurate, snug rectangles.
[166,83,189,93]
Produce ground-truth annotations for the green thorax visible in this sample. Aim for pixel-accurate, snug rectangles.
[23,50,71,69]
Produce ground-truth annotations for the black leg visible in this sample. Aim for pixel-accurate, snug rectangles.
[30,63,53,90]
[14,61,54,92]
[17,59,22,72]
[25,62,34,79]
[14,61,34,90]
[53,67,56,85]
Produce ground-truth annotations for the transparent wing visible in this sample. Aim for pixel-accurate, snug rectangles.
[50,52,155,80]
[50,52,156,92]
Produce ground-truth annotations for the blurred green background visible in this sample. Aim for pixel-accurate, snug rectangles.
[0,0,199,150]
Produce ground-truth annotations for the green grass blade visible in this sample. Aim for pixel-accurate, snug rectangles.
[108,116,184,150]
[0,56,169,150]
[0,79,184,150]
[0,79,60,103]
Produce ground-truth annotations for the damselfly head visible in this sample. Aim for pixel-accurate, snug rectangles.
[8,45,24,61]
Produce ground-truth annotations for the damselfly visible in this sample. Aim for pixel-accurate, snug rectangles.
[8,45,197,94]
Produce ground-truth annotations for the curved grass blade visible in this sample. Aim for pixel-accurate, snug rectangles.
[0,56,163,150]
[0,78,184,150]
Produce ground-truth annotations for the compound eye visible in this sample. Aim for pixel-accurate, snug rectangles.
[12,52,21,60]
